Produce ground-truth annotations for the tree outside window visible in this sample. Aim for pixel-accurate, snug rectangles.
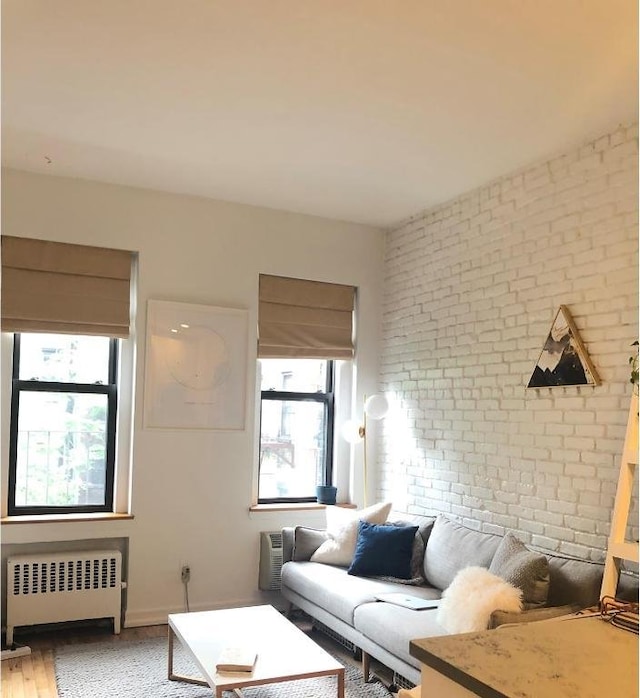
[8,333,117,515]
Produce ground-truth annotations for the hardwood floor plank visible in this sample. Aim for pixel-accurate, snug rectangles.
[8,658,26,698]
[1,664,12,698]
[32,650,54,698]
[43,650,58,698]
[20,655,38,698]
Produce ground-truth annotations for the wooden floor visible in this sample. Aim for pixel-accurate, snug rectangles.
[1,622,166,698]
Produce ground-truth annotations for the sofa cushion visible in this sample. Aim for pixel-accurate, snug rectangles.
[281,560,432,626]
[354,600,447,670]
[618,571,640,602]
[544,553,605,608]
[436,566,523,633]
[310,501,392,567]
[348,522,419,579]
[423,515,501,590]
[489,532,550,609]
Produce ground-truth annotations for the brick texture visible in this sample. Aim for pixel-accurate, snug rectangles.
[378,123,639,561]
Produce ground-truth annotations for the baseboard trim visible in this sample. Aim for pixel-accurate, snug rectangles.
[124,594,284,628]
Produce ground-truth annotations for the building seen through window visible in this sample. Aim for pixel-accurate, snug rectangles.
[258,359,334,502]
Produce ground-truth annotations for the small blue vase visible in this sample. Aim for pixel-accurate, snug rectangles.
[316,485,337,505]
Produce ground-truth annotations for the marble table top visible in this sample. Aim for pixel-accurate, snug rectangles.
[410,615,638,698]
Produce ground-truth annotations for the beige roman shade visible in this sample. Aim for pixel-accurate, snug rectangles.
[258,274,356,359]
[1,236,134,338]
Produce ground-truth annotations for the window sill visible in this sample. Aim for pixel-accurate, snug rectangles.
[1,513,134,525]
[250,503,356,513]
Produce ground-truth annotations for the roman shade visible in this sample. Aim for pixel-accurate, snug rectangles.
[258,274,355,359]
[1,236,134,338]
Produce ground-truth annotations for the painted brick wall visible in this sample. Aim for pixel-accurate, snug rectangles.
[378,123,638,561]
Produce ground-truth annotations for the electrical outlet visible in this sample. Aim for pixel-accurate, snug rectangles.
[181,564,191,583]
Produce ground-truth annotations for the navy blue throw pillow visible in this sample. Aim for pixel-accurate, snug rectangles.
[348,521,419,578]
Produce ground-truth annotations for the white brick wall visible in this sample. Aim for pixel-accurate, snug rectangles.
[378,123,638,561]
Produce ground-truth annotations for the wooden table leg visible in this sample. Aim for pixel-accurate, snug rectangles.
[337,668,345,698]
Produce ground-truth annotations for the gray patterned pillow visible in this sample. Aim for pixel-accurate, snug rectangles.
[489,532,550,609]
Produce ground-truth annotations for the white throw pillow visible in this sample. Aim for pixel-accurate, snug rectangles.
[436,566,523,634]
[310,501,392,567]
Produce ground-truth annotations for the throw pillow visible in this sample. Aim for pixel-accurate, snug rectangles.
[292,526,330,561]
[371,520,427,585]
[489,532,550,609]
[423,515,501,590]
[436,566,523,634]
[310,501,392,567]
[348,521,419,578]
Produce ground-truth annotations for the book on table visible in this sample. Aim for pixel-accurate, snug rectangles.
[215,646,258,672]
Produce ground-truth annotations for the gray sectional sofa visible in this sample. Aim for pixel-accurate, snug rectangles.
[281,512,638,686]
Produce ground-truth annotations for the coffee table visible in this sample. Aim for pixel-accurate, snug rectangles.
[168,604,345,697]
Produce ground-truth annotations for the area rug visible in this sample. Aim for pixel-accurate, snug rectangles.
[54,635,393,697]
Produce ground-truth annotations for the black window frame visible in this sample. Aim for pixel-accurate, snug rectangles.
[258,359,335,504]
[7,333,119,516]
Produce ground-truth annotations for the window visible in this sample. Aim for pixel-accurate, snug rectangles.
[8,333,118,515]
[258,359,334,503]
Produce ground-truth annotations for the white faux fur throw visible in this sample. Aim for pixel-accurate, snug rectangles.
[437,566,523,634]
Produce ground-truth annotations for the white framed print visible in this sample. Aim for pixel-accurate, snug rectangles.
[144,300,248,429]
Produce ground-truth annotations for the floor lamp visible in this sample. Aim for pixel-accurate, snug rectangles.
[343,394,389,507]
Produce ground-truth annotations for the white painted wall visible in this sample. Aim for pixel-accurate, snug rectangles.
[4,123,635,631]
[378,123,639,561]
[0,169,385,627]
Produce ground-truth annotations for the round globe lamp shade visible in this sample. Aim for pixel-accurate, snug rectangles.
[364,394,389,420]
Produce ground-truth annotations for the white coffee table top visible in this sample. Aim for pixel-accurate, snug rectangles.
[168,604,344,694]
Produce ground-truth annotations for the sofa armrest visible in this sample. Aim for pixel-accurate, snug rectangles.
[282,526,330,564]
[489,604,581,629]
[282,527,296,565]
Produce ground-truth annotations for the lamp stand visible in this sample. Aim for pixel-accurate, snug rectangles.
[361,412,367,507]
[360,394,368,507]
[345,393,388,510]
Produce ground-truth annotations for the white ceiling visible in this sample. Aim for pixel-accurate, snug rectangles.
[2,1,637,228]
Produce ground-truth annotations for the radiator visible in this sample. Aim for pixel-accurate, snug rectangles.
[6,550,124,646]
[258,531,283,590]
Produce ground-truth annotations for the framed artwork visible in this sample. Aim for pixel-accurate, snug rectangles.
[527,305,600,389]
[144,300,248,429]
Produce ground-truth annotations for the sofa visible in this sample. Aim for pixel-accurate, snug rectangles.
[281,506,638,687]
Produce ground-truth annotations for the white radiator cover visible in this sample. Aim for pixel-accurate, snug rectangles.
[259,531,283,591]
[6,550,123,645]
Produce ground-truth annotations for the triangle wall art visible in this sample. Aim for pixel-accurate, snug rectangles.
[527,305,600,389]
